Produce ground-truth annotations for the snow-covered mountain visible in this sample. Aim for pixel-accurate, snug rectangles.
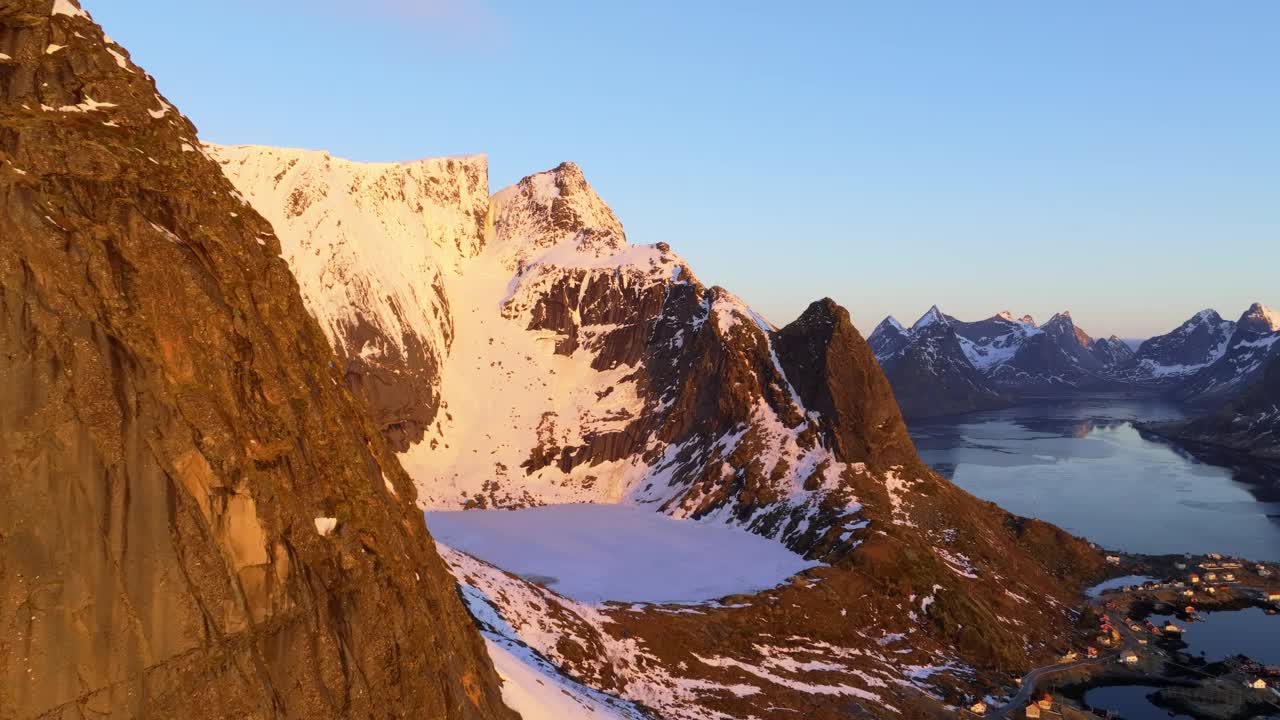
[1174,303,1280,406]
[983,311,1120,393]
[870,308,1007,418]
[1238,301,1280,334]
[209,146,489,451]
[872,302,1280,442]
[867,315,912,358]
[1119,309,1235,386]
[1089,335,1137,368]
[949,311,1044,374]
[215,147,1107,718]
[213,148,917,555]
[870,307,1131,415]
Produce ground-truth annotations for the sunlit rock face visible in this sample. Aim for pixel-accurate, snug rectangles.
[0,3,515,717]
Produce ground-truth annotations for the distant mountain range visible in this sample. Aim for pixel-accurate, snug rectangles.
[869,304,1280,456]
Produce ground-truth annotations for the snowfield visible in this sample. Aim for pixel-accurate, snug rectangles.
[484,638,645,720]
[427,504,820,603]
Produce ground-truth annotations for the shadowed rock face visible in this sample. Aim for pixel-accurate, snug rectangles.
[1147,353,1280,460]
[871,321,1009,420]
[1126,310,1235,384]
[866,315,911,359]
[0,3,514,719]
[1175,304,1280,407]
[1089,335,1136,368]
[774,299,918,465]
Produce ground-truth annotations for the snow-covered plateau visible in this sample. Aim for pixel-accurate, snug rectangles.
[427,504,820,603]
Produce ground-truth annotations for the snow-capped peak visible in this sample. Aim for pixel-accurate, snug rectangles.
[1043,311,1075,330]
[994,310,1036,327]
[911,305,948,332]
[490,161,628,270]
[1240,303,1280,333]
[878,316,907,333]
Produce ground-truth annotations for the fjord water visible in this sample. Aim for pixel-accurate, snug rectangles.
[910,398,1280,562]
[1149,607,1280,665]
[1082,685,1192,720]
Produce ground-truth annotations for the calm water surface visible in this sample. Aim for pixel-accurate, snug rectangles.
[1082,685,1192,720]
[910,398,1280,561]
[1149,607,1280,664]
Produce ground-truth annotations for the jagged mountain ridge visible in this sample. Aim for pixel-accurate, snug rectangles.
[872,310,1008,419]
[867,315,911,358]
[982,310,1124,393]
[214,147,923,555]
[0,3,513,718]
[217,145,1108,718]
[872,302,1280,425]
[869,306,1127,418]
[1089,335,1136,368]
[1174,303,1280,406]
[1119,309,1235,386]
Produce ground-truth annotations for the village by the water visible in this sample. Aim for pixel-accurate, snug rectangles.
[965,552,1280,719]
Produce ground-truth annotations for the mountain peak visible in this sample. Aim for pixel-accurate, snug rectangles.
[1192,308,1222,324]
[490,161,626,267]
[993,310,1036,327]
[1044,311,1073,328]
[877,315,906,333]
[911,304,948,332]
[1239,302,1280,333]
[796,297,849,328]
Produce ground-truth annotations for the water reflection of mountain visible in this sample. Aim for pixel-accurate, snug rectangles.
[1015,417,1128,439]
[907,399,1280,555]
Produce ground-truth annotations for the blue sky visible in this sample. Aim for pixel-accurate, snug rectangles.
[90,1,1278,338]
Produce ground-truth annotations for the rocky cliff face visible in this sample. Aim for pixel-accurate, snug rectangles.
[0,3,514,718]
